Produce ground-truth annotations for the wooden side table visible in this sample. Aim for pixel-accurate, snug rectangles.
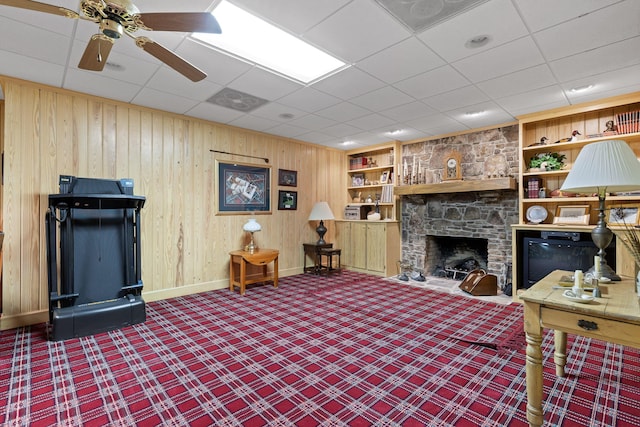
[302,242,332,274]
[229,249,279,295]
[520,270,640,427]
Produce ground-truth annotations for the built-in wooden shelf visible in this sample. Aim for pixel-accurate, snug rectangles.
[394,177,517,196]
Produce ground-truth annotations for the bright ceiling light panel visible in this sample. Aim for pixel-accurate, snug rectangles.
[194,1,347,84]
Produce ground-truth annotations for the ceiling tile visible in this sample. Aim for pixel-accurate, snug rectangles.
[533,1,640,62]
[348,113,397,131]
[228,114,281,132]
[453,36,544,83]
[562,64,640,104]
[131,88,200,114]
[424,85,489,113]
[444,101,514,128]
[380,101,436,121]
[514,0,621,33]
[227,67,302,101]
[495,85,568,117]
[228,0,351,35]
[418,0,528,63]
[356,37,445,83]
[316,102,371,122]
[303,0,410,63]
[405,113,468,135]
[0,50,65,87]
[177,38,253,86]
[186,102,245,124]
[62,70,142,102]
[0,16,71,65]
[288,114,337,132]
[312,67,386,100]
[476,64,557,99]
[549,36,640,82]
[276,87,341,113]
[394,65,469,99]
[350,85,415,111]
[248,102,308,123]
[146,68,224,101]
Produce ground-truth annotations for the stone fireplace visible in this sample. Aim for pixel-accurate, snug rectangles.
[398,125,519,288]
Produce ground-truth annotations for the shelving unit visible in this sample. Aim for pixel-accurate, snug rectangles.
[513,91,640,299]
[337,141,401,277]
[518,93,640,227]
[345,141,400,221]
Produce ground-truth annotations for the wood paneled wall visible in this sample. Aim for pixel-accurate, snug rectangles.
[0,77,347,329]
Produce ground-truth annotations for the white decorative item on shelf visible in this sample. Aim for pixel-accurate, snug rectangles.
[243,218,261,254]
[526,205,547,224]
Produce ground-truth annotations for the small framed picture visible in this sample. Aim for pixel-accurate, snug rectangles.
[278,190,297,210]
[553,205,590,225]
[380,171,389,184]
[351,173,364,187]
[608,206,639,226]
[278,169,297,187]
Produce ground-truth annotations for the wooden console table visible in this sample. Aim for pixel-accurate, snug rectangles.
[229,249,279,295]
[520,270,640,426]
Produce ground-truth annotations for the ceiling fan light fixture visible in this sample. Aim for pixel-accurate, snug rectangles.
[100,19,124,39]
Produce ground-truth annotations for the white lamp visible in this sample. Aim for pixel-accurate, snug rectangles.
[561,140,640,279]
[243,218,261,254]
[308,201,335,245]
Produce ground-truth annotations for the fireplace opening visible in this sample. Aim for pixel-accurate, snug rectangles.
[425,236,488,280]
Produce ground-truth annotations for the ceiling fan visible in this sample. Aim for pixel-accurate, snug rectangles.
[0,0,222,81]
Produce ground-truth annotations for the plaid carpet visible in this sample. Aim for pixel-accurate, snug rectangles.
[1,271,639,426]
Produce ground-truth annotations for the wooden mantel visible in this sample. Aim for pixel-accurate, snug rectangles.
[394,177,517,196]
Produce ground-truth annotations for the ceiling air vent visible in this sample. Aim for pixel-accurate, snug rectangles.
[206,88,268,113]
[375,0,490,33]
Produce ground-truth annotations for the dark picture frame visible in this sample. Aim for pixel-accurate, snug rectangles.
[278,190,297,210]
[278,169,297,187]
[216,160,271,214]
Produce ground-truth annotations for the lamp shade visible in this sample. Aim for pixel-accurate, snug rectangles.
[561,140,640,194]
[308,202,335,221]
[243,218,261,233]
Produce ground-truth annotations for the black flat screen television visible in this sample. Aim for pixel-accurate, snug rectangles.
[522,235,616,289]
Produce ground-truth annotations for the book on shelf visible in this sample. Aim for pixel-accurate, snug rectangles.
[527,177,541,199]
[616,110,640,134]
[380,185,394,203]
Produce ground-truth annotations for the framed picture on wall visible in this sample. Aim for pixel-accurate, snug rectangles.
[608,206,639,226]
[278,190,297,210]
[278,169,297,187]
[553,205,590,225]
[216,160,271,214]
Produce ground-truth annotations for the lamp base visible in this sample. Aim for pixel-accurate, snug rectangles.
[589,195,620,281]
[315,220,327,245]
[587,263,620,281]
[245,233,257,254]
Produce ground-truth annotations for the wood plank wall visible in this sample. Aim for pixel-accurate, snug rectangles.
[0,77,347,329]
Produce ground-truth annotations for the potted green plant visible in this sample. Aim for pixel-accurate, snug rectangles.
[528,152,566,171]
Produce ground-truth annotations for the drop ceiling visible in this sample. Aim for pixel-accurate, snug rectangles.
[0,0,639,149]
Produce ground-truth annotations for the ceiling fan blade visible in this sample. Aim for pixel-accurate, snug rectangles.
[136,37,206,82]
[135,12,221,33]
[0,0,79,18]
[78,34,114,72]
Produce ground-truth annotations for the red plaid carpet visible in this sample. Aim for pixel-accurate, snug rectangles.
[1,271,639,426]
